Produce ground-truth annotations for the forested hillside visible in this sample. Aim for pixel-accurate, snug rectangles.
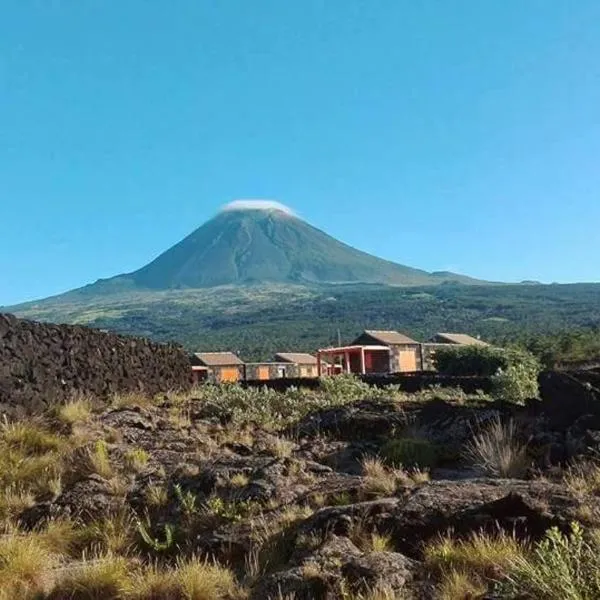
[11,282,600,364]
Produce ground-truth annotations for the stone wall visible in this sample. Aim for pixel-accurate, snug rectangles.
[0,313,192,414]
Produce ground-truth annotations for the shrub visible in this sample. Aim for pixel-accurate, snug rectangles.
[490,363,539,403]
[463,417,530,478]
[505,522,600,599]
[381,438,437,469]
[433,345,540,402]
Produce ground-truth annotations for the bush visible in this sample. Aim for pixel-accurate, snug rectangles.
[505,522,600,599]
[433,345,540,402]
[491,363,540,404]
[381,438,437,469]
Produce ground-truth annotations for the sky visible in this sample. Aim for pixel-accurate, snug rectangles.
[2,1,600,305]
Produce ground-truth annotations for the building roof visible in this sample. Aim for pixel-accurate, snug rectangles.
[434,333,489,346]
[361,330,419,345]
[275,352,318,365]
[318,345,391,354]
[193,352,245,366]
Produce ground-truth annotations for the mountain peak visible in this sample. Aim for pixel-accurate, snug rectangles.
[220,199,296,216]
[111,204,481,290]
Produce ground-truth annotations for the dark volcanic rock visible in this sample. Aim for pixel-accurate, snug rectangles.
[0,313,192,414]
[295,479,590,558]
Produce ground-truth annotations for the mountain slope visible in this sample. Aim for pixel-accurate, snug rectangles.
[100,203,481,290]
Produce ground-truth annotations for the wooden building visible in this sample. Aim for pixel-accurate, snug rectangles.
[275,353,320,378]
[190,352,245,383]
[351,330,422,373]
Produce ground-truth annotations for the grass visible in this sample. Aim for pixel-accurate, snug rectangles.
[86,440,114,480]
[230,473,250,488]
[370,532,394,552]
[563,459,600,497]
[361,457,400,496]
[463,417,530,478]
[0,420,70,527]
[57,398,93,426]
[360,456,430,498]
[264,436,295,458]
[46,553,131,600]
[82,510,137,555]
[124,448,150,473]
[380,438,437,470]
[0,531,59,599]
[145,483,169,507]
[436,570,487,600]
[127,557,245,600]
[424,530,523,579]
[0,419,65,455]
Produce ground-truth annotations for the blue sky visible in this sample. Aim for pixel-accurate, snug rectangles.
[2,1,600,305]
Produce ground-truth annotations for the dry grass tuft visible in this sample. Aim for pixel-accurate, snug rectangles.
[58,398,93,426]
[131,556,245,600]
[265,437,295,458]
[230,473,250,488]
[436,569,487,600]
[463,417,530,478]
[46,553,131,600]
[361,456,429,498]
[110,392,155,409]
[82,509,137,555]
[86,440,114,480]
[0,531,59,599]
[0,419,65,455]
[424,530,523,580]
[361,457,398,496]
[124,448,150,473]
[564,459,600,497]
[145,482,169,507]
[370,532,394,552]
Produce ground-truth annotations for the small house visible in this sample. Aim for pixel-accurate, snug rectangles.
[190,352,245,383]
[275,353,319,378]
[244,362,298,380]
[351,330,422,373]
[429,333,489,346]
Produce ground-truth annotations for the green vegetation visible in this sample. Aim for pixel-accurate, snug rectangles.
[425,523,600,600]
[10,281,600,362]
[180,374,406,429]
[503,523,600,599]
[380,438,437,470]
[434,345,540,402]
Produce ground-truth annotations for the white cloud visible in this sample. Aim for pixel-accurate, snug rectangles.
[220,199,296,215]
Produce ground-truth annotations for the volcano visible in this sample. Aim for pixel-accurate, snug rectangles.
[91,200,478,290]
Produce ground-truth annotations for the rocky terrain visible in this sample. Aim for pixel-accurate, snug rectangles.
[2,371,600,599]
